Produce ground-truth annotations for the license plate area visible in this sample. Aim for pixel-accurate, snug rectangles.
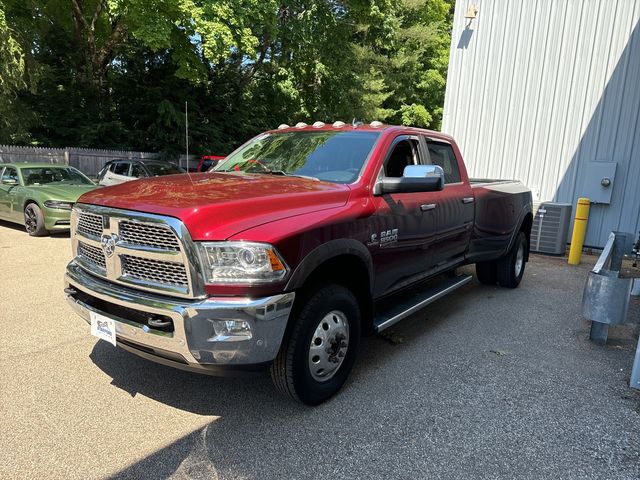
[90,311,117,346]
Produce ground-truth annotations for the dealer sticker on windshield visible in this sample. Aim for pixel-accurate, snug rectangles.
[90,311,117,346]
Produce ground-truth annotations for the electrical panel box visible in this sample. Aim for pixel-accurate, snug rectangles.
[531,202,573,255]
[582,162,617,204]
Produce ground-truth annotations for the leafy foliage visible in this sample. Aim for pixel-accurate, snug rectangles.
[0,0,453,154]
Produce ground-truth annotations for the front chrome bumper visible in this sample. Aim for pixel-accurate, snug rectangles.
[65,261,295,374]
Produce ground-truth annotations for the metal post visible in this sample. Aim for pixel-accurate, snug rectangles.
[610,232,634,271]
[568,198,590,265]
[589,322,609,345]
[582,231,635,344]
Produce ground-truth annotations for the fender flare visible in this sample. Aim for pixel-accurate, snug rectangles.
[284,239,374,294]
[505,205,534,258]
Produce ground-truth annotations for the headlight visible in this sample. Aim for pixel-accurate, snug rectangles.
[44,200,74,210]
[196,242,288,284]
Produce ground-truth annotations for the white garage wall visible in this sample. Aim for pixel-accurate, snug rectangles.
[442,0,640,247]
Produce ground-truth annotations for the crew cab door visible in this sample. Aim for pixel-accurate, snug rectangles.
[423,138,474,266]
[371,135,438,296]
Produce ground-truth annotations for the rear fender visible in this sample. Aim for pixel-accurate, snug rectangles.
[506,207,533,260]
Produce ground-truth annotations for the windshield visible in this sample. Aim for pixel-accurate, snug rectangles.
[215,130,381,184]
[22,167,94,186]
[143,162,185,176]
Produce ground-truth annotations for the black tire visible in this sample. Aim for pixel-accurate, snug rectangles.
[270,284,361,406]
[475,261,497,285]
[24,203,48,237]
[497,232,527,288]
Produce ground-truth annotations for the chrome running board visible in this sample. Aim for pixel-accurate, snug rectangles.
[373,275,473,332]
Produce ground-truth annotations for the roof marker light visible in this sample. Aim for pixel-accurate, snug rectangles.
[312,121,325,128]
[370,121,383,128]
[278,124,290,130]
[332,121,346,128]
[295,122,308,128]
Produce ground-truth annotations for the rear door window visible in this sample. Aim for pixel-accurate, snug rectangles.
[426,141,461,184]
[130,163,146,178]
[112,162,130,176]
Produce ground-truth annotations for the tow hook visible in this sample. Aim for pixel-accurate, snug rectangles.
[148,316,172,329]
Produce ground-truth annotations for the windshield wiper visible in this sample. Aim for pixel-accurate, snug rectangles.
[216,168,319,181]
[256,170,319,181]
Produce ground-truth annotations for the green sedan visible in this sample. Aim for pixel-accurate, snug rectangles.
[0,163,98,236]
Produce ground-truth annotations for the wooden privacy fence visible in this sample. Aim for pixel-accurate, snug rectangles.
[0,145,162,176]
[70,148,159,176]
[0,145,67,164]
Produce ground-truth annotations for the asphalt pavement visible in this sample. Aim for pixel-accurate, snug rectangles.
[1,220,639,479]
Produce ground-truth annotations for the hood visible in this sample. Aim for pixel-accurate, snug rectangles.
[77,173,351,239]
[32,184,97,202]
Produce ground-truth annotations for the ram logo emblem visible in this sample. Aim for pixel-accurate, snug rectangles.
[100,234,117,258]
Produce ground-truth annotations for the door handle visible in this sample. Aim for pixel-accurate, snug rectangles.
[421,203,437,212]
[462,197,474,204]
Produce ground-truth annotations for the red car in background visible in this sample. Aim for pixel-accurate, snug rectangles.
[196,155,225,172]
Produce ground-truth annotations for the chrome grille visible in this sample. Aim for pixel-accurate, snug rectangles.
[78,241,106,270]
[119,221,180,251]
[77,211,103,238]
[73,205,199,298]
[121,255,188,287]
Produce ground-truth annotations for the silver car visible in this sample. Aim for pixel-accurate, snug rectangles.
[97,160,186,186]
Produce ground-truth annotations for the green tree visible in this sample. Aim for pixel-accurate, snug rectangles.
[0,3,34,142]
[0,0,454,151]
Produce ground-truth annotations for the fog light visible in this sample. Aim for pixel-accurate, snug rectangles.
[210,319,252,341]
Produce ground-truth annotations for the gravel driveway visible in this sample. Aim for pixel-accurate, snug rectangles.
[1,221,639,479]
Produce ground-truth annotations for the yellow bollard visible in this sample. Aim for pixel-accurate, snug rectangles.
[568,197,590,265]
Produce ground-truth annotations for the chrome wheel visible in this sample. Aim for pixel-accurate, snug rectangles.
[514,241,524,277]
[308,310,349,382]
[24,207,38,234]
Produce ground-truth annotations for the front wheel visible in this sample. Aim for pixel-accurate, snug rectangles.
[270,284,361,405]
[24,203,48,237]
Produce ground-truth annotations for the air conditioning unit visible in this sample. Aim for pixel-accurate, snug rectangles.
[530,202,573,255]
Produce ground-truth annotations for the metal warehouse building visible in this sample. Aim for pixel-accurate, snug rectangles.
[442,0,640,248]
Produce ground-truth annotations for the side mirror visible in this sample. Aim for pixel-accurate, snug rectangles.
[2,178,18,186]
[374,165,445,195]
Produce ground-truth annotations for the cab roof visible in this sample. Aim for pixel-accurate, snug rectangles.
[266,122,454,141]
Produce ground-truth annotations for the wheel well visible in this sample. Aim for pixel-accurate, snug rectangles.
[520,212,533,260]
[298,254,374,335]
[23,199,39,211]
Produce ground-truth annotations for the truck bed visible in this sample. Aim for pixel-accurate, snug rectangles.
[470,178,531,195]
[470,178,520,187]
[467,178,533,263]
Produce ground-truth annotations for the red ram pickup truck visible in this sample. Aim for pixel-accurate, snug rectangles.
[64,122,532,405]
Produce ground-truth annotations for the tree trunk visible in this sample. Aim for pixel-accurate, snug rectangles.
[71,0,125,91]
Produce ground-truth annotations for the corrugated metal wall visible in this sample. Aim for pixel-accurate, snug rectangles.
[442,0,640,247]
